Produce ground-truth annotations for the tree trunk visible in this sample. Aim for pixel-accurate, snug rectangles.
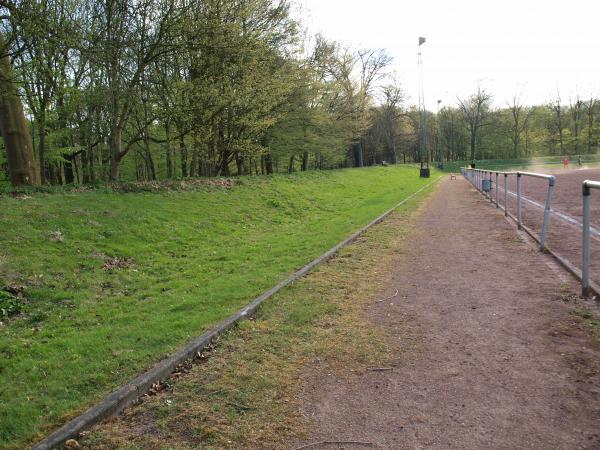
[302,151,309,171]
[143,130,156,180]
[110,127,123,181]
[235,153,243,175]
[288,154,295,173]
[64,154,75,184]
[469,130,476,161]
[265,152,273,174]
[0,36,39,186]
[165,121,173,178]
[352,141,363,167]
[38,111,47,183]
[179,134,187,177]
[190,134,199,177]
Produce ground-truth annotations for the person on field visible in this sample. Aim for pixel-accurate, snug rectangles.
[578,155,582,166]
[563,157,569,168]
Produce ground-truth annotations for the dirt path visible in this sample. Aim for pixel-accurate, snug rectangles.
[294,178,600,449]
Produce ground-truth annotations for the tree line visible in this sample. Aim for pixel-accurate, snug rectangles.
[434,87,599,164]
[0,1,598,187]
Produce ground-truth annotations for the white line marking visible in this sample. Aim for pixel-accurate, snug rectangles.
[498,186,600,238]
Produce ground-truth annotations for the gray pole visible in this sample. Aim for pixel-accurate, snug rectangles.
[504,174,508,216]
[539,176,555,251]
[495,172,499,207]
[517,173,522,229]
[582,182,591,297]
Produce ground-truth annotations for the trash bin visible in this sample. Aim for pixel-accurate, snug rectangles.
[420,168,430,178]
[482,179,492,192]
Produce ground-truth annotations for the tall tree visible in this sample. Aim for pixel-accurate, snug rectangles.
[0,9,39,186]
[587,96,597,154]
[458,87,493,161]
[548,92,565,155]
[569,95,584,155]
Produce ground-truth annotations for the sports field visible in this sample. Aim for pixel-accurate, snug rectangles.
[485,166,600,288]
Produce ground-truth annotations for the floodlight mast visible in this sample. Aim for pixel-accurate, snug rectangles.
[418,36,430,177]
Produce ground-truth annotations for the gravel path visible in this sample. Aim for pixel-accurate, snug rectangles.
[295,177,600,449]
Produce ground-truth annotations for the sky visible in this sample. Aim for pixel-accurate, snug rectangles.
[296,0,600,110]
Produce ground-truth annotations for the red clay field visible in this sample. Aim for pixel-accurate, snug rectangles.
[484,167,600,289]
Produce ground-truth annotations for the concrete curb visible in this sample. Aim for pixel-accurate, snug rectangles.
[31,176,442,450]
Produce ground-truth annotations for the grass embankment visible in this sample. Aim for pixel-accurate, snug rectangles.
[82,178,437,449]
[0,165,436,448]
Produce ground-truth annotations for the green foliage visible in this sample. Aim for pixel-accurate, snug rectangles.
[0,290,24,318]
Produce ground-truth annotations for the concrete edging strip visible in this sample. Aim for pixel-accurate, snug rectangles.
[31,176,441,450]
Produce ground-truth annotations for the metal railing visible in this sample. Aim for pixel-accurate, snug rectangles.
[462,168,555,251]
[582,180,600,297]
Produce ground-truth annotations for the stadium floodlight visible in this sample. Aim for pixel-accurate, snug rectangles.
[418,36,429,177]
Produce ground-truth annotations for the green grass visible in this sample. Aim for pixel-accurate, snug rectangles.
[0,165,436,448]
[81,181,435,449]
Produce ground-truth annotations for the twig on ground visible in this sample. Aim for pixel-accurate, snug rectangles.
[375,287,399,303]
[368,367,393,372]
[295,441,376,450]
[226,401,256,411]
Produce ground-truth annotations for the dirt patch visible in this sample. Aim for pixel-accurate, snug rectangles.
[294,178,600,449]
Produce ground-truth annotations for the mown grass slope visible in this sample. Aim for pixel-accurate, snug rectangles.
[0,165,435,448]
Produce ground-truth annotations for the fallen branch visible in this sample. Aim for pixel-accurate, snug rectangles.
[226,401,255,411]
[368,367,393,372]
[375,288,399,303]
[296,441,376,450]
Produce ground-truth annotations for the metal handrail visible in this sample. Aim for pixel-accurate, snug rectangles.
[582,180,600,297]
[514,171,555,180]
[462,167,555,251]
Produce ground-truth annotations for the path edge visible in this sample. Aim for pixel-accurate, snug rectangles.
[31,176,442,450]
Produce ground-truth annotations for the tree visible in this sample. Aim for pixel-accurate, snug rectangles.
[548,92,565,155]
[458,87,493,161]
[586,96,597,154]
[0,12,39,186]
[507,96,531,159]
[569,95,584,155]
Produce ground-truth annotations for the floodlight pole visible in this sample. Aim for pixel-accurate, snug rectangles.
[418,36,429,177]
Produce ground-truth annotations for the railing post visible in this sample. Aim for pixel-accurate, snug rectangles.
[582,182,591,297]
[539,176,555,251]
[489,172,494,203]
[516,173,522,229]
[504,173,508,216]
[483,171,486,197]
[495,172,499,207]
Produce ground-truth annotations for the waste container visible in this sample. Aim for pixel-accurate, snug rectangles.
[482,179,492,192]
[420,167,430,178]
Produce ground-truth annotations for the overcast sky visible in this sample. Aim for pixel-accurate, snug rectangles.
[296,0,600,110]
